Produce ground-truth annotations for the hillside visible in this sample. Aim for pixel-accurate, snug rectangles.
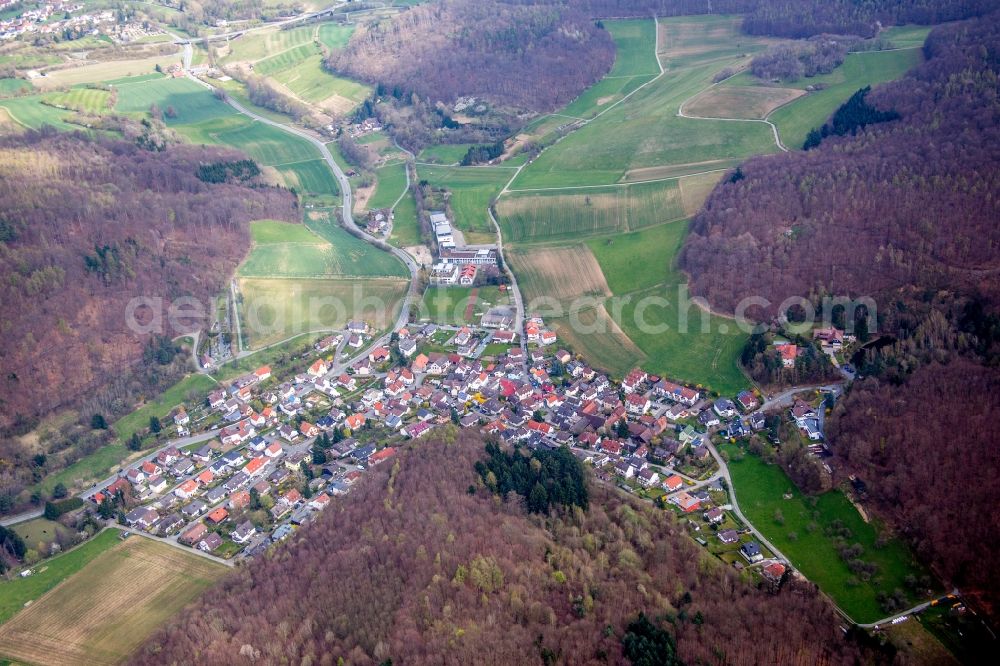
[827,361,1000,622]
[680,15,1000,321]
[136,431,886,665]
[327,0,614,114]
[679,13,1000,622]
[0,132,296,495]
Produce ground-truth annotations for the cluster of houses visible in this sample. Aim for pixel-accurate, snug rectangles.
[1,2,158,44]
[366,208,393,237]
[89,301,816,579]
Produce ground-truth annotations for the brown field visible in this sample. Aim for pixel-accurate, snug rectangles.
[0,537,225,666]
[621,159,741,182]
[32,51,183,90]
[508,245,612,306]
[317,93,358,116]
[551,304,645,378]
[678,170,726,216]
[657,18,744,60]
[684,85,804,119]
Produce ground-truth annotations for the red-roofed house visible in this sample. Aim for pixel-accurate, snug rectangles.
[368,447,397,466]
[206,506,229,524]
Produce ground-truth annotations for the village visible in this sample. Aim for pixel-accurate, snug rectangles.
[86,290,850,589]
[0,1,164,44]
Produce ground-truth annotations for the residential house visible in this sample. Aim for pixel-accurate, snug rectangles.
[740,541,764,563]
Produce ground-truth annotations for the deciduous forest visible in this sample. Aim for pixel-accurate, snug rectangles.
[328,0,615,113]
[681,13,1000,623]
[136,432,889,665]
[0,131,296,503]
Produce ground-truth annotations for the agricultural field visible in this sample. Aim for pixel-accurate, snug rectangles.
[497,179,685,243]
[274,55,371,108]
[222,24,317,64]
[29,51,182,90]
[0,529,121,626]
[114,76,237,126]
[510,16,782,189]
[238,277,409,348]
[766,47,925,149]
[43,87,113,115]
[415,165,510,241]
[560,19,660,119]
[239,219,405,279]
[0,95,77,131]
[271,158,339,200]
[549,304,646,378]
[389,190,421,248]
[683,84,803,120]
[364,162,408,212]
[0,535,225,666]
[317,23,355,51]
[507,245,611,307]
[0,78,30,97]
[721,444,935,624]
[678,170,726,215]
[417,143,474,164]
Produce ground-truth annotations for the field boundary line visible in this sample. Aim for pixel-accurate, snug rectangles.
[505,167,729,193]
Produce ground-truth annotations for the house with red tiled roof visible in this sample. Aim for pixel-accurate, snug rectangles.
[206,506,229,524]
[369,447,397,466]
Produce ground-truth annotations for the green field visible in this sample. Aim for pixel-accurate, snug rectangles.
[238,277,409,348]
[511,17,781,189]
[365,162,408,211]
[0,78,30,97]
[389,190,421,247]
[881,24,933,49]
[0,95,77,131]
[113,373,217,443]
[0,529,121,625]
[318,23,355,51]
[560,20,659,119]
[591,222,747,392]
[272,54,371,107]
[498,179,686,243]
[224,24,317,63]
[239,219,406,279]
[721,444,934,624]
[43,87,111,115]
[12,518,73,555]
[417,143,474,164]
[415,165,510,238]
[420,285,510,326]
[766,47,924,149]
[254,43,318,76]
[114,77,237,126]
[272,158,339,199]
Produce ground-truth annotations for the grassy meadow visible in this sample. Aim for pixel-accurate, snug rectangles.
[721,444,935,624]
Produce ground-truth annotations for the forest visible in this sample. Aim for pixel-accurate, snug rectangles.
[136,431,892,665]
[327,0,614,120]
[0,131,296,508]
[827,361,1000,623]
[682,13,1000,623]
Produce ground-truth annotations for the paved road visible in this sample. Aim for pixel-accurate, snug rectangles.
[0,430,220,527]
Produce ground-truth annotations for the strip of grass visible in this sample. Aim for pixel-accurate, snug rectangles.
[30,443,128,498]
[417,143,474,164]
[0,529,121,625]
[415,165,510,236]
[389,189,421,247]
[365,162,408,211]
[113,374,217,442]
[721,444,935,624]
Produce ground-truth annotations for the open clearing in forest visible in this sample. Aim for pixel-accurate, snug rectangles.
[508,245,612,306]
[238,277,408,348]
[0,535,224,666]
[684,84,803,119]
[721,444,937,625]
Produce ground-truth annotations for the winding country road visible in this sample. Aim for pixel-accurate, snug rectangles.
[182,45,420,344]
